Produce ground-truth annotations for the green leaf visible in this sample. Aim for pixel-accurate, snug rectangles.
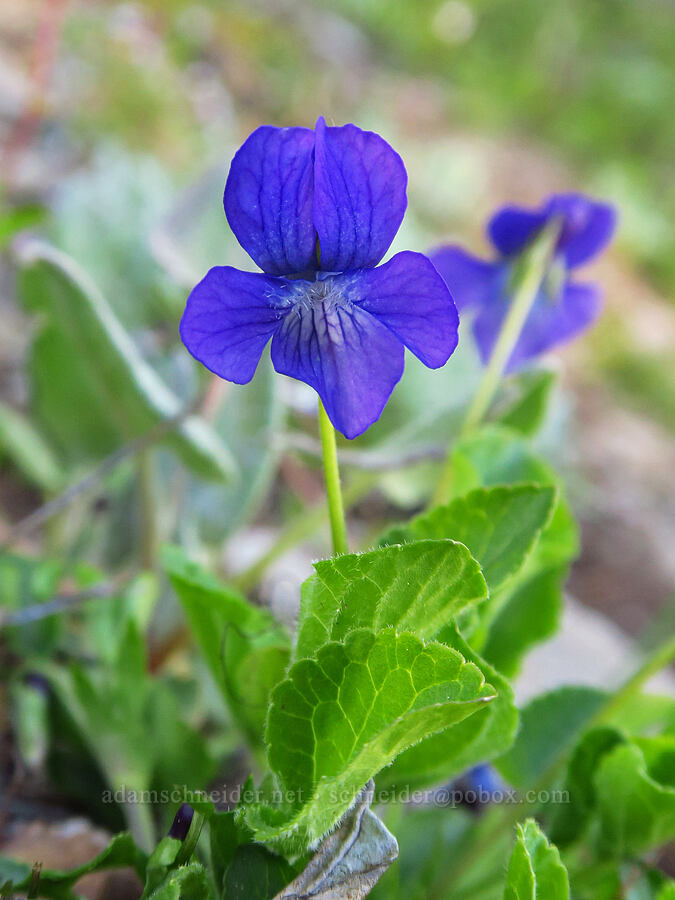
[567,862,621,900]
[482,566,565,678]
[594,740,675,856]
[43,617,213,845]
[379,625,517,790]
[208,810,241,895]
[50,146,177,329]
[144,863,213,900]
[496,370,556,437]
[16,239,235,480]
[143,837,183,896]
[147,682,217,829]
[224,845,295,900]
[383,484,557,593]
[0,858,32,892]
[163,545,290,745]
[0,202,46,248]
[496,687,607,789]
[368,803,477,900]
[503,819,569,899]
[28,323,122,461]
[45,622,155,796]
[143,834,212,899]
[549,727,625,847]
[253,627,495,848]
[275,781,397,899]
[206,804,297,900]
[447,428,579,569]
[295,540,487,660]
[0,553,63,657]
[427,430,577,662]
[186,352,282,541]
[82,571,158,666]
[638,735,675,787]
[11,677,49,769]
[0,832,145,899]
[0,399,62,491]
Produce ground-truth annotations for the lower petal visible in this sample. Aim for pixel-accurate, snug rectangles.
[473,278,602,370]
[180,267,289,384]
[356,250,459,368]
[270,299,404,439]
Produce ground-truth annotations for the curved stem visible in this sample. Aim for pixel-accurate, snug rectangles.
[432,220,561,507]
[317,400,349,556]
[591,630,675,728]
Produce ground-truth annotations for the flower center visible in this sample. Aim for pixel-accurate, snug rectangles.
[288,274,353,315]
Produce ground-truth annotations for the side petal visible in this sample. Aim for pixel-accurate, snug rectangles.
[224,125,317,276]
[473,276,602,371]
[270,294,404,439]
[356,250,459,368]
[429,244,497,312]
[313,116,407,271]
[180,267,289,383]
[546,193,617,268]
[487,205,549,257]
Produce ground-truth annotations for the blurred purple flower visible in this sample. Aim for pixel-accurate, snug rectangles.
[180,117,458,438]
[430,193,617,370]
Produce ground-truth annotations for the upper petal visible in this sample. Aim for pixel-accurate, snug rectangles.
[472,274,602,371]
[488,194,617,269]
[355,250,459,368]
[429,244,497,312]
[487,206,549,257]
[224,125,317,275]
[270,281,405,438]
[312,116,407,271]
[545,193,617,268]
[180,266,289,383]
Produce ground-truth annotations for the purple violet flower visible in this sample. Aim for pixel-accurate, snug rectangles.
[180,117,459,438]
[430,193,617,371]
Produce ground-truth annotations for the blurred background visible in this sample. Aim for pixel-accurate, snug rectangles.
[0,0,673,894]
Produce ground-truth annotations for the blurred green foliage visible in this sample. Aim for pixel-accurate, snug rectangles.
[324,0,675,289]
[58,0,675,295]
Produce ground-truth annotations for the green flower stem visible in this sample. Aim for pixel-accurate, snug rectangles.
[432,219,561,507]
[592,630,675,727]
[318,399,349,555]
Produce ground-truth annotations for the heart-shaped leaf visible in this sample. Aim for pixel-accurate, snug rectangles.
[252,627,495,849]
